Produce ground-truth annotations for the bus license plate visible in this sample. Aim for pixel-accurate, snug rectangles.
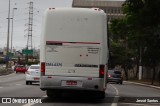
[34,77,40,80]
[61,80,82,87]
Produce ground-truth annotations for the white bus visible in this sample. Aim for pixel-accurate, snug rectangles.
[40,8,108,99]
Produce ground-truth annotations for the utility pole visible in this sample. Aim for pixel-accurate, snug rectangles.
[27,1,33,50]
[139,47,142,80]
[26,1,34,64]
[6,0,11,69]
[11,8,17,53]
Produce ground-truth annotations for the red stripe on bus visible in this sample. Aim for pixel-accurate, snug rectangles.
[46,41,100,44]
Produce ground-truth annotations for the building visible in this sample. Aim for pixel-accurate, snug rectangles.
[72,0,125,21]
[3,47,7,55]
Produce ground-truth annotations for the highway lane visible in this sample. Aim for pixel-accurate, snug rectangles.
[0,73,160,106]
[110,82,160,106]
[0,73,116,106]
[0,73,45,97]
[0,73,45,106]
[114,82,160,97]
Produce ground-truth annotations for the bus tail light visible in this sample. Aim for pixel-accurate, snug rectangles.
[99,64,104,78]
[41,62,45,76]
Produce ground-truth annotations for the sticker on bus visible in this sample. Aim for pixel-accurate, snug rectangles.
[46,62,62,67]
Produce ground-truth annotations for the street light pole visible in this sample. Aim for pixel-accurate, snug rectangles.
[11,8,17,53]
[6,0,11,69]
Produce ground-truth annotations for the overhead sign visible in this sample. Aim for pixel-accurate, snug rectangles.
[8,52,14,57]
[22,49,33,55]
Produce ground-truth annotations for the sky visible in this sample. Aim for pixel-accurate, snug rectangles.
[0,0,124,51]
[0,0,73,50]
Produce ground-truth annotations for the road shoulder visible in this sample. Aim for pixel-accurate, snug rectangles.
[0,69,14,76]
[124,81,160,89]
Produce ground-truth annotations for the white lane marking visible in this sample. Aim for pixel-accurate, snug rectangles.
[110,84,119,95]
[22,103,35,106]
[43,95,47,97]
[22,95,47,106]
[110,84,119,106]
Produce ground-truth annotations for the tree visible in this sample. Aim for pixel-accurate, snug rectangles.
[122,0,160,84]
[109,0,160,83]
[109,19,135,80]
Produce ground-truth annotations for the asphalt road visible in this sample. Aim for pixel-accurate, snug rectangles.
[0,73,160,106]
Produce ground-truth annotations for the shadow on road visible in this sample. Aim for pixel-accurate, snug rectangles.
[41,94,115,103]
[26,83,40,86]
[107,82,124,85]
[42,97,104,103]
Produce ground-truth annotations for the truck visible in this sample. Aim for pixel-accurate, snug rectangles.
[40,8,108,99]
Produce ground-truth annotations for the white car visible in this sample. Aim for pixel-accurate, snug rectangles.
[25,64,40,85]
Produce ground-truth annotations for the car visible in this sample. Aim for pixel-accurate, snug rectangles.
[15,65,27,73]
[25,64,40,85]
[107,70,123,84]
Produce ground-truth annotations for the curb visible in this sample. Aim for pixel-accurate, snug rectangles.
[124,81,160,89]
[0,69,14,76]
